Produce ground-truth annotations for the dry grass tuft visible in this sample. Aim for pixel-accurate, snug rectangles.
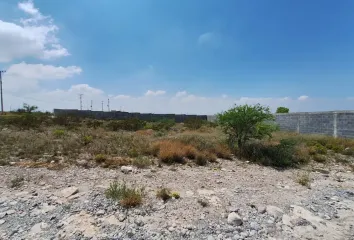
[153,140,197,164]
[105,181,143,208]
[296,172,311,187]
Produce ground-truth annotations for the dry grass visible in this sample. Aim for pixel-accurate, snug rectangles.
[153,140,198,164]
[10,176,25,188]
[105,181,143,208]
[296,172,311,188]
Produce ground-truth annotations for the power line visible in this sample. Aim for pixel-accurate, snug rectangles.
[107,98,110,112]
[91,100,93,111]
[0,70,6,114]
[79,94,83,110]
[101,101,104,112]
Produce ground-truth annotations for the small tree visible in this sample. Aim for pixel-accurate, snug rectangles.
[217,104,276,150]
[276,107,289,114]
[21,103,38,113]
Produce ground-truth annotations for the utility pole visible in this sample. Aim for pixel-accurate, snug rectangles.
[101,101,104,111]
[107,98,110,112]
[90,100,93,111]
[79,94,83,110]
[0,70,6,114]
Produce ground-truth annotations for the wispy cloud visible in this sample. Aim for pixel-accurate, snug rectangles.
[145,90,166,96]
[197,32,221,48]
[175,91,187,97]
[298,95,309,101]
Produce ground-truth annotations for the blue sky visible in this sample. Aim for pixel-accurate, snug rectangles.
[0,0,353,113]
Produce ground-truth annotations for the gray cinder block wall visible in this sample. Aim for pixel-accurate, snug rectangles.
[275,111,354,138]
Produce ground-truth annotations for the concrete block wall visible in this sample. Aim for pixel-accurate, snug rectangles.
[275,111,354,138]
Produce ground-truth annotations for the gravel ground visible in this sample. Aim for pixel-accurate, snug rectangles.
[0,159,354,240]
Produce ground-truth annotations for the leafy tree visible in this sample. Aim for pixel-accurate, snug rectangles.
[276,107,289,113]
[17,103,38,113]
[217,104,277,150]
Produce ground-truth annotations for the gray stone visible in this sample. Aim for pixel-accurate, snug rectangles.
[0,220,5,225]
[96,210,105,216]
[60,187,79,198]
[227,212,243,226]
[250,222,261,230]
[0,212,6,219]
[266,205,284,219]
[6,210,15,215]
[257,205,267,214]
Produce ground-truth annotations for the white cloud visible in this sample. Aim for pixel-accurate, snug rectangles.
[0,0,68,62]
[222,94,228,99]
[114,94,131,99]
[3,62,82,92]
[18,0,40,16]
[298,95,309,101]
[175,91,187,97]
[68,84,103,95]
[145,90,166,96]
[198,32,221,48]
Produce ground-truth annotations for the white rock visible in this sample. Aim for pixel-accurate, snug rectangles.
[0,220,5,225]
[282,214,293,227]
[121,166,134,174]
[227,212,243,226]
[96,210,105,216]
[60,187,79,198]
[0,212,6,219]
[266,205,284,219]
[6,210,15,215]
[257,205,267,214]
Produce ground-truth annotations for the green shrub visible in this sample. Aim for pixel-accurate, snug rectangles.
[314,143,327,155]
[105,181,143,208]
[195,154,208,166]
[241,139,300,168]
[276,107,289,113]
[343,148,354,156]
[53,129,65,138]
[217,104,276,150]
[82,135,93,145]
[86,119,102,129]
[132,156,153,168]
[171,192,180,199]
[106,119,146,131]
[313,154,327,163]
[184,118,204,130]
[146,119,175,131]
[95,154,107,163]
[156,188,172,202]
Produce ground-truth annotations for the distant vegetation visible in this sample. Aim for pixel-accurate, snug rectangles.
[276,107,290,113]
[0,103,353,170]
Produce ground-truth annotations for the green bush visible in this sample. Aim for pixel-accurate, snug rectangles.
[82,135,93,145]
[53,129,65,138]
[156,188,172,202]
[86,119,102,129]
[146,119,175,131]
[314,143,327,155]
[313,154,327,163]
[184,118,204,130]
[276,107,289,113]
[241,139,300,168]
[95,154,107,163]
[217,104,276,150]
[106,119,146,131]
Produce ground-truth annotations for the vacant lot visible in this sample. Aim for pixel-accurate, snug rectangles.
[0,115,354,239]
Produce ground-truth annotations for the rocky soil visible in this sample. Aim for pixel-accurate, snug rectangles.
[0,159,354,240]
